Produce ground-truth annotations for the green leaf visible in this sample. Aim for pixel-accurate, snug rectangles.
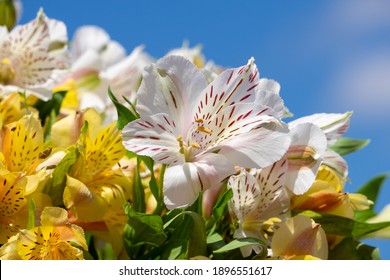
[212,188,232,223]
[357,174,388,205]
[138,155,159,202]
[0,0,17,30]
[43,146,78,206]
[186,211,207,258]
[34,91,67,126]
[161,210,207,259]
[213,237,267,254]
[108,87,138,130]
[329,238,380,260]
[355,174,389,222]
[206,233,226,254]
[132,157,146,213]
[329,137,370,156]
[123,203,167,258]
[298,211,390,238]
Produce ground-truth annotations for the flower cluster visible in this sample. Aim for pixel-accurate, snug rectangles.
[0,5,389,260]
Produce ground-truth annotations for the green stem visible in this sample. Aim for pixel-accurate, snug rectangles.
[153,164,167,215]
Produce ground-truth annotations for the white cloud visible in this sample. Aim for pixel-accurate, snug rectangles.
[326,51,390,120]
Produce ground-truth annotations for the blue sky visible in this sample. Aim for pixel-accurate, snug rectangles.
[21,0,390,259]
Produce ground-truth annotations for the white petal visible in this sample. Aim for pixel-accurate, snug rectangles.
[163,163,203,210]
[71,25,110,61]
[289,112,352,145]
[164,154,234,210]
[102,45,152,102]
[136,55,207,134]
[100,41,126,69]
[228,169,261,222]
[255,78,286,118]
[192,58,260,126]
[71,49,102,72]
[46,18,68,45]
[122,113,183,165]
[217,121,291,168]
[286,123,327,194]
[322,149,348,179]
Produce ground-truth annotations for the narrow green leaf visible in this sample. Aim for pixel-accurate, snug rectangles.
[43,146,78,206]
[132,157,146,213]
[329,238,381,260]
[212,188,233,223]
[299,211,390,238]
[329,137,370,156]
[138,155,159,202]
[108,87,138,129]
[213,237,267,254]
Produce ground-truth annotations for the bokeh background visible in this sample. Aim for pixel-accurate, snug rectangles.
[21,0,390,259]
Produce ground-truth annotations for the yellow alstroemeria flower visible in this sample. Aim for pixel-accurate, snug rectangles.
[0,93,37,129]
[50,108,102,149]
[271,215,328,260]
[0,170,28,243]
[63,121,131,255]
[291,165,372,219]
[0,207,87,260]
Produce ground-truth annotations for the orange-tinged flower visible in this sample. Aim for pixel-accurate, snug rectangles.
[271,215,328,260]
[0,207,87,260]
[291,165,372,218]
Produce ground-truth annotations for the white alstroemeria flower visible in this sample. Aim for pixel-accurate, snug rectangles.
[289,112,352,179]
[228,164,290,257]
[0,9,69,100]
[283,122,328,194]
[122,55,290,209]
[0,10,68,100]
[70,25,126,69]
[66,26,153,121]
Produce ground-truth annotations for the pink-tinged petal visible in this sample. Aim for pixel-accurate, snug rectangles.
[322,149,348,179]
[137,55,207,135]
[193,58,259,125]
[164,154,234,209]
[286,123,327,194]
[122,113,184,165]
[271,215,328,260]
[216,121,291,168]
[289,112,352,145]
